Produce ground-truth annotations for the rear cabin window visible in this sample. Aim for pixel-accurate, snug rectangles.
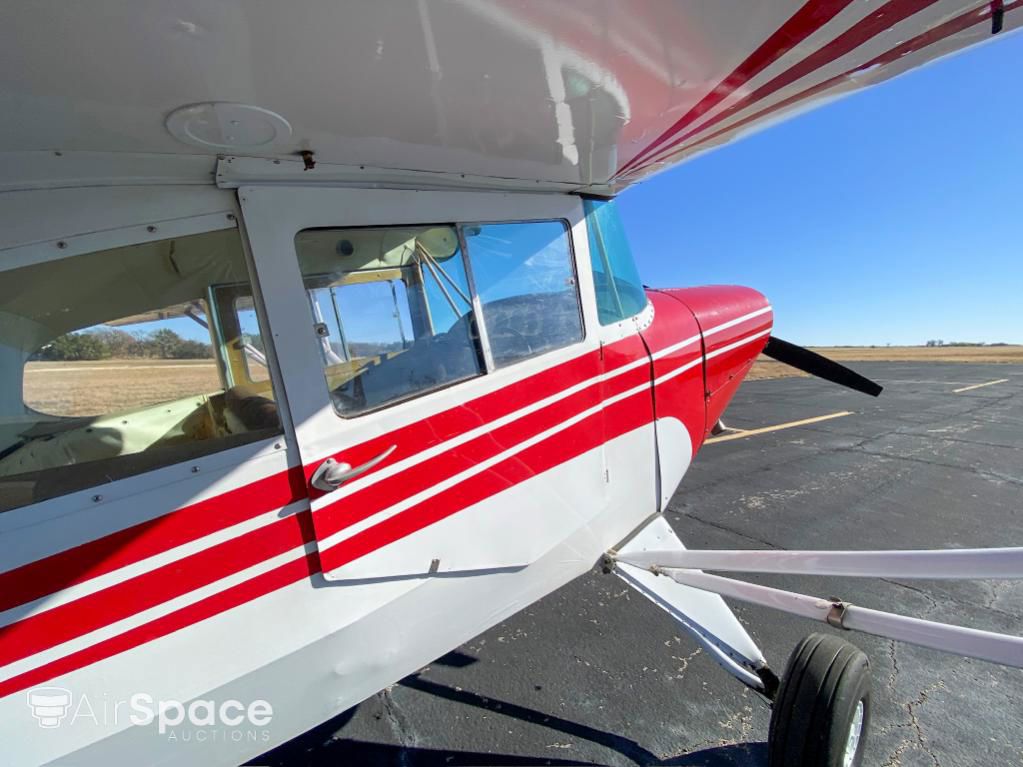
[583,199,648,324]
[293,220,584,417]
[0,228,281,513]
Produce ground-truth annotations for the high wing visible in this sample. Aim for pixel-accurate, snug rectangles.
[1,2,1018,195]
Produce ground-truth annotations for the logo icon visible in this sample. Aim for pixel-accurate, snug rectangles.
[27,687,73,728]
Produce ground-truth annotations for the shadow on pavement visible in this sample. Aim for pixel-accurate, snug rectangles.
[661,742,767,766]
[250,666,767,767]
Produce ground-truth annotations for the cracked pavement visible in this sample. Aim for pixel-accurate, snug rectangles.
[256,362,1023,767]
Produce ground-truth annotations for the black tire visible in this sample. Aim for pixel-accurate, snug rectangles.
[768,633,871,767]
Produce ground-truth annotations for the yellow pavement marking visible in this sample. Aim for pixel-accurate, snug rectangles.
[704,411,853,444]
[952,379,1009,393]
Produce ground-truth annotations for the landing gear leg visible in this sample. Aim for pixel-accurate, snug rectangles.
[768,633,871,767]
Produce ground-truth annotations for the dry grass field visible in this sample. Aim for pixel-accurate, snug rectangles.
[21,346,1023,416]
[747,345,1023,380]
[24,360,222,416]
[808,345,1023,362]
[746,359,811,381]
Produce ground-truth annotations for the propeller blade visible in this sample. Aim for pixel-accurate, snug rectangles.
[762,337,883,397]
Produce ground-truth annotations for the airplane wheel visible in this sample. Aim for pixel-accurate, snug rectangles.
[768,633,871,767]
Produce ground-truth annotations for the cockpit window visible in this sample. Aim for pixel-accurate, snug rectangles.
[0,228,281,513]
[294,220,585,418]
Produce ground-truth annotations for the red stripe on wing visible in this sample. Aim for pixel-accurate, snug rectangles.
[621,0,943,177]
[617,0,856,174]
[659,1,1020,161]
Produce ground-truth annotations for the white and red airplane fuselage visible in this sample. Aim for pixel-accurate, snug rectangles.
[0,184,771,765]
[2,3,1020,764]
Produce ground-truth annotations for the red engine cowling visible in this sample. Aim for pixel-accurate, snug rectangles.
[640,285,773,452]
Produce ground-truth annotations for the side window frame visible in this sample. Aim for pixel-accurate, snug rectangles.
[456,224,497,374]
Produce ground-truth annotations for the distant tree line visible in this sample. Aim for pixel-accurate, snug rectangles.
[925,340,1010,347]
[34,328,213,361]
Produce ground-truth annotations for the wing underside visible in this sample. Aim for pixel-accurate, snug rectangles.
[0,2,1019,193]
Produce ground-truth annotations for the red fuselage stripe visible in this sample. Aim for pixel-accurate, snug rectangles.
[312,358,654,540]
[0,468,307,615]
[0,553,319,700]
[0,362,656,667]
[301,338,643,492]
[0,515,315,668]
[318,377,659,573]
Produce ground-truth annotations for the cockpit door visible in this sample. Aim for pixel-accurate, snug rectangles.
[240,186,611,581]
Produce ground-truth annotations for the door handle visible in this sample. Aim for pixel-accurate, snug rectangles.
[310,444,397,492]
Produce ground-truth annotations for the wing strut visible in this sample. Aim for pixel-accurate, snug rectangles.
[645,567,1023,669]
[617,546,1023,580]
[612,545,1023,668]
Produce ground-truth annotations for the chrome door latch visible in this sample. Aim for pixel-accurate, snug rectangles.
[310,444,397,492]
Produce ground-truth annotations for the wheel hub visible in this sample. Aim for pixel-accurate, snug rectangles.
[842,700,865,767]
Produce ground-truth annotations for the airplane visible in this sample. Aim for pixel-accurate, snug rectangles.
[1,2,1021,766]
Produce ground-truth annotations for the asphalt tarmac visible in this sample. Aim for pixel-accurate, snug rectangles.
[258,363,1023,767]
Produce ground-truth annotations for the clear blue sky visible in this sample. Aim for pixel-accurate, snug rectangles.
[618,30,1023,347]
